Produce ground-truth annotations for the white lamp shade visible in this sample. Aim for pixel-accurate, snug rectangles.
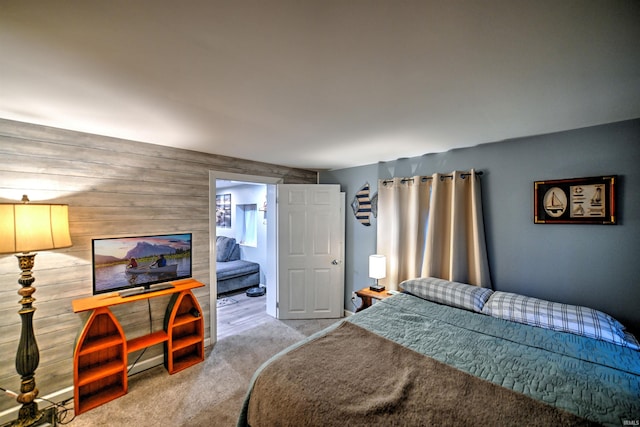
[0,202,72,254]
[369,254,386,280]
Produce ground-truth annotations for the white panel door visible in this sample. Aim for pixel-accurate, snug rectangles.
[277,184,344,319]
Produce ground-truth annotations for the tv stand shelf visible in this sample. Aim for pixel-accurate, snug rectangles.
[127,330,168,353]
[72,278,205,415]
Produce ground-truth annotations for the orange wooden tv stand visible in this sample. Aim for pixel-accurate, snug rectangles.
[72,278,205,415]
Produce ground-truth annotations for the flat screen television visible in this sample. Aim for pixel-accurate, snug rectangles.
[92,233,192,295]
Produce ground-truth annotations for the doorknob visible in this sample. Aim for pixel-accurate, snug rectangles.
[331,259,341,265]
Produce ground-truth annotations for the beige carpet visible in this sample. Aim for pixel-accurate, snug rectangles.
[69,317,337,426]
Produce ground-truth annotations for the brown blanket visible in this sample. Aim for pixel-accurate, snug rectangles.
[247,321,598,426]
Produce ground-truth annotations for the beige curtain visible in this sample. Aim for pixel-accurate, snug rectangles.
[376,176,432,291]
[377,169,491,290]
[422,170,491,288]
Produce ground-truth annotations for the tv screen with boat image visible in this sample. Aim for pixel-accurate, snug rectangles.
[92,233,192,295]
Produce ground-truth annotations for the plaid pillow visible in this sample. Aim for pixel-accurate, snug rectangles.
[400,277,493,313]
[482,291,639,350]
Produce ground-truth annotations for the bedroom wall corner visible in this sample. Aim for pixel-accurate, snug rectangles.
[320,118,640,334]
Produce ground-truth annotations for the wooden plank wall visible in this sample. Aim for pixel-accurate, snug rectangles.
[0,118,317,413]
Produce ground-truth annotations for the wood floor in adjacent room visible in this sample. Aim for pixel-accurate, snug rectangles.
[217,290,270,340]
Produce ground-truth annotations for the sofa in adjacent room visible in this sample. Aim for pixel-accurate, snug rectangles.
[216,236,261,295]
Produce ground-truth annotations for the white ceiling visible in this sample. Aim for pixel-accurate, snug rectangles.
[1,1,639,171]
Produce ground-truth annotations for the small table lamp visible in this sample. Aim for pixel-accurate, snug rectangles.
[0,195,72,426]
[368,254,386,292]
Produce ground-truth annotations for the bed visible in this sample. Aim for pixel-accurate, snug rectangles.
[238,278,640,427]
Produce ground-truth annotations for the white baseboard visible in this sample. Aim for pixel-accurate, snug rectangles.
[0,337,212,425]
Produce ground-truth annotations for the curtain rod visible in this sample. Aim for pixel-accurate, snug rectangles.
[382,170,483,185]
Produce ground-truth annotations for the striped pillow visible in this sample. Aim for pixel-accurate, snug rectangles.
[400,277,493,313]
[482,291,639,350]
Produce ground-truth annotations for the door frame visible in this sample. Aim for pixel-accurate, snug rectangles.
[208,171,283,344]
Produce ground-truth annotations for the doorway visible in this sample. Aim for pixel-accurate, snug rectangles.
[209,171,282,343]
[215,178,270,339]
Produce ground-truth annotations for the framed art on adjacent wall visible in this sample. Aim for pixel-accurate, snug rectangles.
[216,193,232,228]
[534,176,617,224]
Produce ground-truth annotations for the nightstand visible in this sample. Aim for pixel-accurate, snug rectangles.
[355,287,392,312]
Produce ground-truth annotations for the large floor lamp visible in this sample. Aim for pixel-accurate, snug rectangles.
[0,195,72,427]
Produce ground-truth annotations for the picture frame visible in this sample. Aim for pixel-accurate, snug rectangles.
[216,193,232,228]
[534,176,617,224]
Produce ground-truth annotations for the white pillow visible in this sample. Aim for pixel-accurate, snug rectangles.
[400,277,493,313]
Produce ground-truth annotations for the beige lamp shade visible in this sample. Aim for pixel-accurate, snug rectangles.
[368,254,386,280]
[0,199,72,254]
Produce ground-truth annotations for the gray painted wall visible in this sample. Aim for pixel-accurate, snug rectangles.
[321,119,640,333]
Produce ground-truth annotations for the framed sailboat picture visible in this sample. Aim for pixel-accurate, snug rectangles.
[534,176,617,224]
